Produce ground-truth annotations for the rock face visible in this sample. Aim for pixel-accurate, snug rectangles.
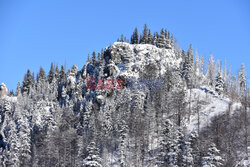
[103,42,181,80]
[0,83,8,98]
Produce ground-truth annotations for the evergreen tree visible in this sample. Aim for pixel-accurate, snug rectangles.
[157,29,166,48]
[187,44,194,63]
[118,121,128,167]
[47,63,55,84]
[131,27,139,44]
[37,67,46,83]
[140,24,148,44]
[202,143,223,167]
[6,120,21,167]
[147,29,152,44]
[182,49,193,89]
[199,56,205,74]
[59,65,66,84]
[22,69,33,94]
[153,32,158,45]
[206,54,216,87]
[54,65,59,81]
[164,29,171,49]
[238,64,246,96]
[158,119,178,167]
[215,70,224,95]
[83,141,102,167]
[92,51,96,65]
[18,117,31,166]
[164,29,168,39]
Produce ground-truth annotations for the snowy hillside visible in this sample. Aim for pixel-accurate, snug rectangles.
[187,88,241,133]
[0,27,249,167]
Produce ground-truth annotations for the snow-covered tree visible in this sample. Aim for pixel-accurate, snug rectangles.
[152,32,158,46]
[22,69,34,94]
[157,29,166,48]
[147,29,152,44]
[140,24,148,44]
[215,70,224,95]
[182,48,194,89]
[47,63,55,84]
[83,141,102,167]
[202,143,223,167]
[238,64,246,96]
[18,116,31,166]
[131,27,139,44]
[118,121,128,167]
[206,54,216,87]
[6,120,21,167]
[37,67,46,83]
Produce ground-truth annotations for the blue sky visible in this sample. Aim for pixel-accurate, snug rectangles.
[0,0,250,91]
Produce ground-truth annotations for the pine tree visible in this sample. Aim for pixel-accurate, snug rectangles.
[206,54,216,87]
[153,32,158,45]
[182,136,194,166]
[118,121,128,167]
[202,143,223,167]
[6,120,21,167]
[37,67,46,83]
[187,44,194,63]
[83,141,102,167]
[131,27,139,44]
[76,135,85,166]
[140,24,148,44]
[22,69,33,94]
[164,29,168,39]
[158,119,178,167]
[92,51,96,65]
[59,65,66,84]
[238,64,246,96]
[47,63,55,84]
[147,29,152,44]
[215,70,224,95]
[164,29,171,49]
[182,49,193,89]
[157,29,166,48]
[18,117,31,166]
[199,56,205,74]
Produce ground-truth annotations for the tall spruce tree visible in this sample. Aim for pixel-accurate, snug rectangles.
[83,141,102,167]
[47,63,55,84]
[157,29,166,48]
[22,69,33,94]
[215,70,224,95]
[238,64,246,96]
[182,48,193,89]
[202,143,223,167]
[147,29,152,44]
[206,54,216,87]
[131,27,139,44]
[140,24,148,44]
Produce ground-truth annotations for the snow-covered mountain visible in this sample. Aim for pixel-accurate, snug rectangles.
[0,31,249,167]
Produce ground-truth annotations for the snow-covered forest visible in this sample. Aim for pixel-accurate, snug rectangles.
[0,25,250,167]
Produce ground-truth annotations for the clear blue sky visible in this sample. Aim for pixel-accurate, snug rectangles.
[0,0,250,91]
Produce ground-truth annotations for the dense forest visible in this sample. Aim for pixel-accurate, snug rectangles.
[0,25,249,167]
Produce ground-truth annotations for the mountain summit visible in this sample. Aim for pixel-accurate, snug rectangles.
[0,27,249,166]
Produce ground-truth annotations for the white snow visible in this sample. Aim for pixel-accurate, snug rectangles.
[110,42,181,80]
[187,88,242,133]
